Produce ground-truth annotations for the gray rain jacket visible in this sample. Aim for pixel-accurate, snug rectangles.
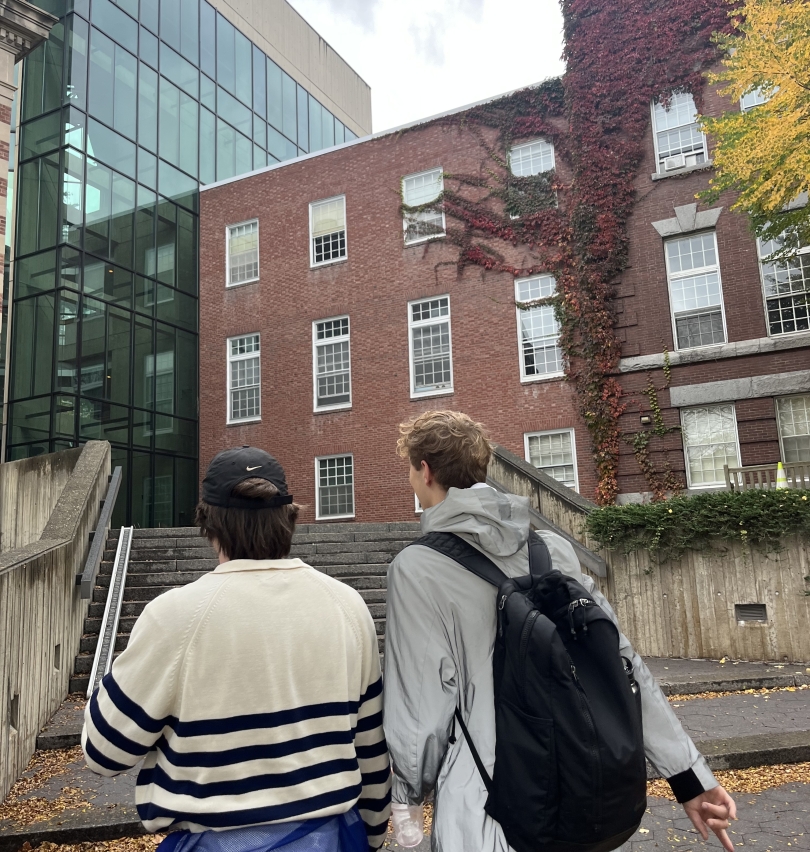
[383,485,717,852]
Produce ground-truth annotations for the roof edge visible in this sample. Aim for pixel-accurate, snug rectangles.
[200,77,561,193]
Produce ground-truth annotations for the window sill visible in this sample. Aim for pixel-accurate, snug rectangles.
[520,373,565,384]
[651,160,714,181]
[674,339,727,354]
[404,234,446,247]
[313,403,352,414]
[226,277,260,289]
[410,388,454,400]
[315,513,356,521]
[310,257,348,270]
[226,417,261,426]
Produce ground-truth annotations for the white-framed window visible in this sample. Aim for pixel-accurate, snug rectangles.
[415,494,423,514]
[227,333,260,423]
[509,139,555,176]
[402,168,444,244]
[741,86,775,112]
[757,234,810,336]
[310,195,347,266]
[515,275,563,380]
[665,231,727,350]
[776,395,810,463]
[408,295,453,397]
[524,429,578,491]
[652,92,708,173]
[680,404,740,488]
[226,220,259,286]
[316,454,355,519]
[313,316,351,411]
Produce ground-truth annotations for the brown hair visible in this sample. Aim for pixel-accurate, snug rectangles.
[194,478,300,561]
[397,410,492,490]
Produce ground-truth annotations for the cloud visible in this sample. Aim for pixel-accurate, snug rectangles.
[320,0,379,32]
[408,0,486,66]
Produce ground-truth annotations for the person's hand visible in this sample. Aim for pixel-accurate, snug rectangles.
[682,785,738,852]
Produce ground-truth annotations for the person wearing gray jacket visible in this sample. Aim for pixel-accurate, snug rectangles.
[383,410,737,852]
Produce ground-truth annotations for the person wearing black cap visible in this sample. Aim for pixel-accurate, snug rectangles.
[82,447,391,852]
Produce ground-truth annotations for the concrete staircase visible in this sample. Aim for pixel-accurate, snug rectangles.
[70,522,421,694]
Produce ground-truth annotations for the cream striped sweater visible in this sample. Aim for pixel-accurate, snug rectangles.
[83,558,391,846]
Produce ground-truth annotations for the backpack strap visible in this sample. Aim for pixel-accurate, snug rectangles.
[409,531,508,587]
[527,530,553,580]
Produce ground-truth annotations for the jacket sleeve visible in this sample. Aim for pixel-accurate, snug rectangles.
[383,549,458,805]
[353,600,392,849]
[82,601,181,776]
[539,532,718,803]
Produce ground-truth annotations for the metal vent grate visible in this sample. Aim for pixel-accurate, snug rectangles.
[735,603,767,623]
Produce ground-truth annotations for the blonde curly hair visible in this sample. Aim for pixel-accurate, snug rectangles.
[397,410,492,490]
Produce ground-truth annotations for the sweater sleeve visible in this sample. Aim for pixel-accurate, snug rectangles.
[353,598,392,849]
[540,532,718,802]
[382,549,457,806]
[82,600,180,775]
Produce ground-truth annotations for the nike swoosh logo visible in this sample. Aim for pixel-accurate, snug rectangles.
[246,465,262,471]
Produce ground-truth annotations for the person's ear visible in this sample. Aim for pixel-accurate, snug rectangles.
[421,459,434,488]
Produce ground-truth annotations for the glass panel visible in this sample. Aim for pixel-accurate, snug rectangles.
[93,0,138,53]
[510,140,554,176]
[64,106,86,150]
[154,198,177,285]
[134,185,156,276]
[113,0,138,18]
[180,0,199,64]
[87,119,136,177]
[176,328,197,417]
[140,27,158,68]
[217,86,251,134]
[107,306,132,405]
[16,250,57,298]
[777,396,810,463]
[53,395,77,440]
[282,71,296,142]
[60,246,82,289]
[131,450,152,526]
[156,285,196,330]
[253,144,266,170]
[296,84,308,153]
[140,0,159,33]
[84,257,133,308]
[267,125,286,162]
[267,58,282,132]
[22,21,64,121]
[62,147,84,246]
[56,288,80,394]
[11,294,55,398]
[138,147,157,189]
[18,154,60,256]
[160,42,198,99]
[110,446,129,527]
[159,160,197,211]
[88,28,114,127]
[175,456,197,526]
[138,63,158,153]
[309,96,322,152]
[20,110,61,161]
[155,415,196,453]
[133,318,153,416]
[80,399,130,444]
[65,15,88,112]
[318,456,353,516]
[160,0,181,51]
[252,45,266,118]
[176,207,197,294]
[200,108,216,184]
[335,120,345,145]
[159,78,198,178]
[234,29,251,106]
[528,433,575,488]
[200,1,216,78]
[216,13,235,93]
[681,405,739,486]
[84,158,112,256]
[235,132,252,177]
[345,127,357,142]
[322,106,334,149]
[253,115,266,148]
[152,454,175,527]
[216,117,235,181]
[135,275,154,315]
[200,74,216,111]
[9,397,52,447]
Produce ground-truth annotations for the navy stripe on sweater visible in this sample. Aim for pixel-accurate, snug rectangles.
[90,695,150,758]
[104,674,178,734]
[137,781,364,828]
[84,734,131,773]
[138,756,360,798]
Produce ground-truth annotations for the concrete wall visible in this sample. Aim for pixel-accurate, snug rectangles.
[0,446,83,552]
[211,0,372,135]
[490,444,810,662]
[0,441,110,801]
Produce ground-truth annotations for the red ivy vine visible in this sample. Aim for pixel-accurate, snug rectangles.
[401,0,733,504]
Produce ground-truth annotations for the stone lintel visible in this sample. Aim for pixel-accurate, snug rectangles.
[652,202,723,238]
[668,369,810,408]
[0,0,58,62]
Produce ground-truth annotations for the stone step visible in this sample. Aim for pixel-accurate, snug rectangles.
[104,546,214,561]
[292,540,412,556]
[118,584,183,603]
[80,633,129,654]
[96,570,210,588]
[85,609,143,631]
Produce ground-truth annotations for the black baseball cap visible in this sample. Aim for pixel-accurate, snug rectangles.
[202,446,293,509]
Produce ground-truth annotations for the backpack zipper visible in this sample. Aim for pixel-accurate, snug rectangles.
[567,598,593,637]
[570,663,601,834]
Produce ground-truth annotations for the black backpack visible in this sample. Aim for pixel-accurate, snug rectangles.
[409,530,647,852]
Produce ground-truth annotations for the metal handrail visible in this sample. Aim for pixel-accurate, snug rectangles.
[77,466,122,599]
[87,526,134,697]
[486,474,607,578]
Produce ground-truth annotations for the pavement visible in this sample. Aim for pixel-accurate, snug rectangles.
[2,657,809,851]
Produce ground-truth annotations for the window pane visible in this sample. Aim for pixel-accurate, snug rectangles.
[93,0,138,53]
[318,456,353,516]
[216,117,235,181]
[160,0,181,51]
[138,63,158,152]
[18,154,60,256]
[528,432,576,488]
[140,0,159,33]
[218,86,251,134]
[16,249,57,298]
[322,106,334,149]
[309,95,322,152]
[681,405,739,486]
[88,27,115,128]
[20,110,61,161]
[200,1,216,78]
[180,0,199,64]
[140,26,158,68]
[776,396,810,463]
[234,29,251,105]
[65,15,88,112]
[315,318,350,407]
[228,221,259,284]
[200,108,216,185]
[510,140,554,176]
[216,13,235,93]
[403,169,444,242]
[267,58,282,132]
[760,238,810,336]
[22,20,64,121]
[87,118,136,177]
[282,71,297,142]
[675,311,724,349]
[412,322,451,392]
[160,42,198,99]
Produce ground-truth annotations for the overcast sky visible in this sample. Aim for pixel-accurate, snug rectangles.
[287,0,566,133]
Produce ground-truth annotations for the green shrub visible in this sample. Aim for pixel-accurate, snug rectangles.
[584,488,810,562]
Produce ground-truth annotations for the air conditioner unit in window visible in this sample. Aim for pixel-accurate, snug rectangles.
[663,154,686,171]
[683,153,701,167]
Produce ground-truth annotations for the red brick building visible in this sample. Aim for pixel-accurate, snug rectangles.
[199,79,810,520]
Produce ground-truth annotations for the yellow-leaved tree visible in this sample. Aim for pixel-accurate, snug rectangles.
[699,0,810,250]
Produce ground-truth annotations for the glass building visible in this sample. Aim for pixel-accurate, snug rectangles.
[3,0,360,526]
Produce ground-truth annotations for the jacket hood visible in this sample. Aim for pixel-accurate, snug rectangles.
[421,485,531,558]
